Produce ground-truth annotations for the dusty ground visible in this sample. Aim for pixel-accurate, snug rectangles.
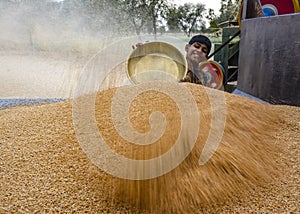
[0,51,87,99]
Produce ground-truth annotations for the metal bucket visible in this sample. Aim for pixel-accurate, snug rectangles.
[126,42,187,84]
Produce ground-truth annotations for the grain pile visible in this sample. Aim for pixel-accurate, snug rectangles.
[0,82,299,213]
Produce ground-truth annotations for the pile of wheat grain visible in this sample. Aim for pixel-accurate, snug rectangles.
[0,82,299,213]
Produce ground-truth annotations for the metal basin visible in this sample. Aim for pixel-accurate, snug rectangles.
[126,42,187,84]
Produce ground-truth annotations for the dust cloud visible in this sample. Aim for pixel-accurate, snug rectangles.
[0,1,132,98]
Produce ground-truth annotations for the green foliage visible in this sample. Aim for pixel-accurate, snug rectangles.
[166,3,206,36]
[166,5,181,32]
[83,0,206,37]
[179,3,206,36]
[146,0,169,37]
[206,0,241,30]
[1,0,210,37]
[116,0,149,35]
[108,0,169,37]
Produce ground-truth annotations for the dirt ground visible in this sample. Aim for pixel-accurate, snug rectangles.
[0,51,87,99]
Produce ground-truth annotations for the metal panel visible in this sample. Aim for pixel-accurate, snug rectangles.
[237,13,300,106]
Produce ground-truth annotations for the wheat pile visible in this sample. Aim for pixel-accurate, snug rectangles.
[0,82,299,213]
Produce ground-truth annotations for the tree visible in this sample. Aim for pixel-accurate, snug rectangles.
[207,0,241,29]
[206,8,219,32]
[177,3,206,37]
[116,0,149,35]
[112,0,169,37]
[165,4,181,32]
[147,0,169,38]
[218,0,234,24]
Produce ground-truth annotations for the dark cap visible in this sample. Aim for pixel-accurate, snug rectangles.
[188,35,211,55]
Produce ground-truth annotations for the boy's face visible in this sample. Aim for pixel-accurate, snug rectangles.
[185,42,209,66]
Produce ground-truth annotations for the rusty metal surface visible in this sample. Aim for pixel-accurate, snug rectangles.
[237,13,300,106]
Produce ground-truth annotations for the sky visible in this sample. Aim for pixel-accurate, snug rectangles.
[173,0,221,14]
